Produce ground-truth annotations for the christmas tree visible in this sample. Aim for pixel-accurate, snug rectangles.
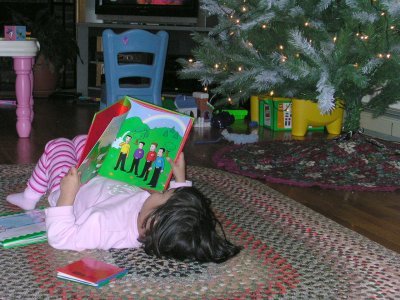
[179,0,400,131]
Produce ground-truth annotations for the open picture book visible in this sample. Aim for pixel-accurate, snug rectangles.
[77,96,194,192]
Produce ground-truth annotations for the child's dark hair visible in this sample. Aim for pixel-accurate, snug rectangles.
[140,187,242,263]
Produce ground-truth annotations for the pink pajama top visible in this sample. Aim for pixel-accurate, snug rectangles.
[45,177,191,251]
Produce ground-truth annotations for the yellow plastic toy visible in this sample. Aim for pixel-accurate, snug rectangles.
[291,99,344,136]
[250,95,261,122]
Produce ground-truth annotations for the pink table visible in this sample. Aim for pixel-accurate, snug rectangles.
[0,38,39,138]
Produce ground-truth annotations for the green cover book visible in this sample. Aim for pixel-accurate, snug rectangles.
[78,96,194,192]
[0,210,47,249]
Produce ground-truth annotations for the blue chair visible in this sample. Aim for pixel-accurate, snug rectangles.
[101,29,169,109]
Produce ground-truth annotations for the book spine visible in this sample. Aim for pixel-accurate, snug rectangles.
[97,270,128,287]
[1,231,47,249]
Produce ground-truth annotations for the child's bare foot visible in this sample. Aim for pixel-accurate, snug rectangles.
[6,188,42,210]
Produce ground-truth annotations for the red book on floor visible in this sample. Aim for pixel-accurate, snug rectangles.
[56,257,127,287]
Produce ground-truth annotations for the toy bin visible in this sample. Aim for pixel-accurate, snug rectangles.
[291,99,344,136]
[222,109,248,120]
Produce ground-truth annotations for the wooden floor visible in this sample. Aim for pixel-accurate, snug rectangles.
[1,97,399,253]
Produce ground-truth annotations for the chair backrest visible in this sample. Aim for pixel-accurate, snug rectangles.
[101,29,169,109]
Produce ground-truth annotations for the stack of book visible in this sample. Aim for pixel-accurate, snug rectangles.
[57,258,127,287]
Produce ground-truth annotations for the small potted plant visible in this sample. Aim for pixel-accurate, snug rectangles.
[10,7,81,97]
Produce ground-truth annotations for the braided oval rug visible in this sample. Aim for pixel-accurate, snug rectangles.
[1,164,399,299]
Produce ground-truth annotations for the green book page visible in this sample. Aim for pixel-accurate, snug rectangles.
[98,97,193,191]
[78,113,128,184]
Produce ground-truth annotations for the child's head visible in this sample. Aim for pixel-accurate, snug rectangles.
[140,187,241,263]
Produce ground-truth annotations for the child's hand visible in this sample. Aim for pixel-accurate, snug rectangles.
[167,152,186,183]
[57,167,81,207]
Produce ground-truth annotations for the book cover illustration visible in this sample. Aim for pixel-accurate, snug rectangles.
[78,96,194,191]
[0,210,47,248]
[78,113,127,184]
[57,257,127,287]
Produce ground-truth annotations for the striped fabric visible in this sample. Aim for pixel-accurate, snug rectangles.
[27,135,87,195]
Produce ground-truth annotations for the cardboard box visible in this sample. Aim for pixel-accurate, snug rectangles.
[4,26,26,41]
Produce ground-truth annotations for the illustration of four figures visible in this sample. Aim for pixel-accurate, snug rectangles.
[114,135,166,188]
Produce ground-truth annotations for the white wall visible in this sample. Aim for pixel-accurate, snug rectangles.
[84,1,103,23]
[360,94,400,140]
[361,105,400,141]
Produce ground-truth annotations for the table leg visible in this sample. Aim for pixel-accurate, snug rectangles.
[13,56,33,138]
[30,58,35,122]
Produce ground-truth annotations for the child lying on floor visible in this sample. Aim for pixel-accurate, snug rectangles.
[7,136,241,263]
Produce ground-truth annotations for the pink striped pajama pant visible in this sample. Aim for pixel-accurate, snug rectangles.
[28,135,87,196]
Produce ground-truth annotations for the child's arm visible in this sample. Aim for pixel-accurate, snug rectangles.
[167,152,191,188]
[57,167,81,206]
[45,206,103,251]
[45,167,98,251]
[167,152,186,183]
